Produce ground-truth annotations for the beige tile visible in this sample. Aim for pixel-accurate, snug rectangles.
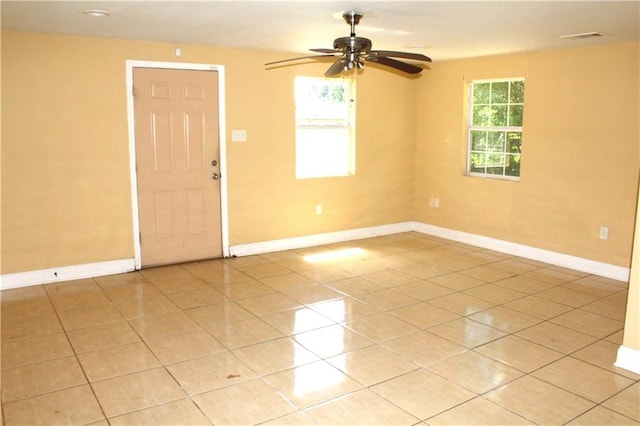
[485,376,595,425]
[523,268,581,285]
[326,345,418,386]
[301,266,355,283]
[428,272,486,291]
[1,295,55,320]
[601,383,639,421]
[463,283,527,304]
[327,276,386,296]
[382,330,467,367]
[201,267,255,286]
[3,385,104,426]
[494,274,558,294]
[489,258,542,274]
[427,351,523,393]
[354,288,420,311]
[240,262,294,279]
[281,284,345,305]
[571,340,640,380]
[92,367,186,418]
[581,294,629,321]
[139,265,192,281]
[428,293,495,316]
[214,280,276,300]
[259,272,317,291]
[371,369,476,419]
[2,312,63,341]
[390,302,460,328]
[391,280,455,301]
[1,332,73,369]
[426,396,535,425]
[261,307,335,335]
[550,309,624,338]
[504,295,573,319]
[459,265,514,282]
[2,356,87,402]
[345,312,418,343]
[45,278,100,295]
[516,321,598,353]
[128,310,199,339]
[264,360,363,408]
[185,301,254,327]
[145,328,226,365]
[1,285,48,302]
[468,306,542,333]
[208,317,283,349]
[77,341,160,382]
[58,304,124,330]
[194,378,296,425]
[532,356,635,403]
[152,276,208,295]
[567,405,640,425]
[94,271,148,288]
[167,351,257,395]
[114,293,178,319]
[109,398,211,425]
[562,279,624,298]
[309,297,380,322]
[605,330,624,344]
[399,262,454,280]
[294,324,374,358]
[476,335,563,372]
[66,321,140,354]
[361,269,419,287]
[236,292,302,316]
[165,286,227,309]
[260,411,317,426]
[535,286,598,307]
[233,337,319,375]
[428,318,507,348]
[305,389,419,425]
[369,253,421,269]
[49,289,110,312]
[102,283,162,303]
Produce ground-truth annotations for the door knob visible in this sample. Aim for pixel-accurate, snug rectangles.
[211,172,220,180]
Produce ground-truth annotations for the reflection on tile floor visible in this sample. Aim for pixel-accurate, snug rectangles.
[1,232,638,425]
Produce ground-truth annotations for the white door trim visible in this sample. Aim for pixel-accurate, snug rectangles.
[125,60,230,270]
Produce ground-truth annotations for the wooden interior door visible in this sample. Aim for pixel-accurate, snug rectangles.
[133,67,222,267]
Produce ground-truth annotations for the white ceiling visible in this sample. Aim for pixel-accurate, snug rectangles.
[2,1,639,61]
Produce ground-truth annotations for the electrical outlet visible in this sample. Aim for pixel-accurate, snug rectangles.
[599,226,609,240]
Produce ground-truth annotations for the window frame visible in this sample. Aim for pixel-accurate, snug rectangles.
[294,76,356,180]
[466,77,525,181]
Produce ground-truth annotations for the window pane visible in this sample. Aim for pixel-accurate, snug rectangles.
[505,154,521,176]
[490,82,509,103]
[510,80,525,103]
[487,131,505,152]
[471,130,487,150]
[507,132,522,153]
[472,105,490,126]
[296,128,350,178]
[508,105,524,127]
[470,152,486,172]
[487,152,505,167]
[473,83,490,104]
[490,105,507,126]
[487,166,504,175]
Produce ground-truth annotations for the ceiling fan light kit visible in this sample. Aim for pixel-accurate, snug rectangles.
[265,11,432,76]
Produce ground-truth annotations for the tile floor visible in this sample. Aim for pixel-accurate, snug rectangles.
[1,232,639,425]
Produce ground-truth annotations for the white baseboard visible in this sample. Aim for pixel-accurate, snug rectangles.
[615,345,640,375]
[229,222,414,257]
[0,258,136,290]
[413,222,630,282]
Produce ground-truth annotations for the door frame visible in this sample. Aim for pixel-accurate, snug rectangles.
[125,60,230,269]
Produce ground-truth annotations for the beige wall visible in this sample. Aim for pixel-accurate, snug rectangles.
[414,43,639,267]
[1,31,415,273]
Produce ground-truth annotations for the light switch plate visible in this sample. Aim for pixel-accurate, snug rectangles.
[231,129,247,142]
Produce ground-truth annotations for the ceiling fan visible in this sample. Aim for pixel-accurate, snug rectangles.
[265,11,432,76]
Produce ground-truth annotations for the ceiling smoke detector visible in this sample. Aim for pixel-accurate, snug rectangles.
[559,32,602,40]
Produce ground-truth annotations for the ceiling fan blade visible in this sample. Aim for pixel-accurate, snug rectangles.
[325,59,346,76]
[265,54,337,66]
[310,48,340,54]
[368,50,432,62]
[367,56,423,74]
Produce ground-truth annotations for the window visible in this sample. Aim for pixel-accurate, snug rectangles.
[295,76,355,179]
[467,79,525,179]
